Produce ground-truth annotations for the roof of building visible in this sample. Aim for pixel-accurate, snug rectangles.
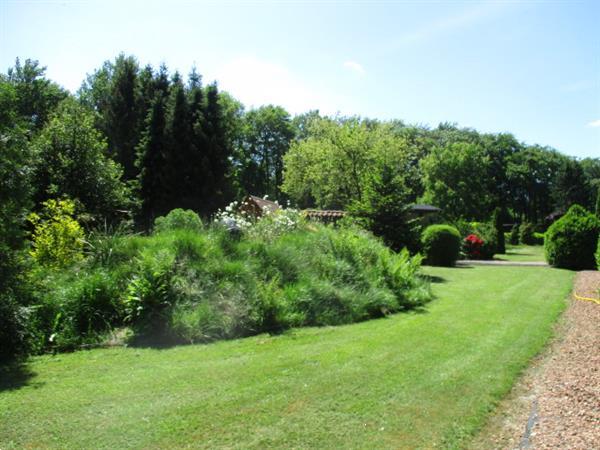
[410,204,441,212]
[246,195,281,213]
[304,209,346,219]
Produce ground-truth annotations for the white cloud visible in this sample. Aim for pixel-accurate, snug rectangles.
[211,55,341,115]
[343,60,366,77]
[587,119,600,128]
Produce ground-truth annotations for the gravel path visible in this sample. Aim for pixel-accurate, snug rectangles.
[527,270,600,449]
[470,270,600,450]
[456,260,549,267]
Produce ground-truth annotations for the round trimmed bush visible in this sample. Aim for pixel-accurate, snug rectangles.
[154,209,203,234]
[421,224,461,266]
[544,205,600,270]
[519,222,536,245]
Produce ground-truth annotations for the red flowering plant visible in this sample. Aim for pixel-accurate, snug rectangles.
[463,234,485,259]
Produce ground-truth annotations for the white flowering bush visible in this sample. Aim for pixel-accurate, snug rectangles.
[213,201,253,231]
[214,199,304,239]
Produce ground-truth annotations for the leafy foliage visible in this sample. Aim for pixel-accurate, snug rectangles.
[544,204,600,270]
[421,142,492,221]
[519,222,536,245]
[153,209,203,234]
[349,163,417,252]
[32,98,131,223]
[28,199,84,268]
[421,224,461,266]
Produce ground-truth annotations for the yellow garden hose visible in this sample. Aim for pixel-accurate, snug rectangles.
[572,291,600,305]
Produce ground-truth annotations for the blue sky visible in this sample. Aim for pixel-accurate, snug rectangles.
[1,0,599,158]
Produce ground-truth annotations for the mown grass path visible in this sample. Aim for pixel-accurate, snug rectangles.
[0,266,573,449]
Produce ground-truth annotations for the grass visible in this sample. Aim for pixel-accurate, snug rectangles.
[494,244,545,262]
[0,265,572,449]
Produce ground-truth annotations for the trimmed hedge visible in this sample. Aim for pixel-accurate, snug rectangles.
[544,204,600,270]
[421,224,461,266]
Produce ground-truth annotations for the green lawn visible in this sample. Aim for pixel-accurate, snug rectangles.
[0,266,572,449]
[494,244,545,262]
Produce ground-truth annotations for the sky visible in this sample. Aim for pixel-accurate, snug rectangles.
[1,0,599,158]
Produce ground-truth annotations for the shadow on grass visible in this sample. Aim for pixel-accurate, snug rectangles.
[420,274,446,284]
[0,361,43,392]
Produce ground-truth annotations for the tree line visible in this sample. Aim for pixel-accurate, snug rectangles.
[2,54,599,253]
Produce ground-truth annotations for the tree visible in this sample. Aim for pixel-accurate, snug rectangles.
[0,79,34,360]
[106,54,141,180]
[552,158,589,212]
[5,58,67,131]
[235,105,295,201]
[492,207,506,254]
[137,91,168,224]
[162,73,193,210]
[32,98,131,223]
[506,146,565,223]
[420,142,492,221]
[282,117,375,208]
[201,83,233,214]
[349,163,416,252]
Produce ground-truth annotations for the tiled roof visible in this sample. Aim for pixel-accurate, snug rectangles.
[304,209,346,219]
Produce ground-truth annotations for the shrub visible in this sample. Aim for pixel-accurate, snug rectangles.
[0,293,30,361]
[509,224,519,245]
[533,232,545,245]
[544,204,600,270]
[519,222,536,245]
[421,225,461,266]
[596,238,600,269]
[153,208,203,234]
[492,208,505,254]
[28,199,84,268]
[463,234,484,259]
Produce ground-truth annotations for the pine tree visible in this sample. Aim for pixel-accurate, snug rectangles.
[492,207,506,254]
[163,73,193,210]
[106,54,140,180]
[350,164,416,252]
[202,83,232,214]
[187,68,210,212]
[136,91,168,225]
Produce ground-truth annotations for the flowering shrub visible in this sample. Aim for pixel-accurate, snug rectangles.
[214,201,253,231]
[463,234,484,259]
[214,199,303,239]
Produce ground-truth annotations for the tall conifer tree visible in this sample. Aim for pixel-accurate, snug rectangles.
[106,55,140,180]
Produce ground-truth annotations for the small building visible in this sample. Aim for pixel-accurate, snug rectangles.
[239,195,281,218]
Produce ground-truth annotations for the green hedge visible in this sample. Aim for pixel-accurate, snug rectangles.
[544,205,600,270]
[421,225,461,266]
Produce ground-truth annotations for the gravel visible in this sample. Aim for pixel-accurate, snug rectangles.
[469,270,600,450]
[529,270,600,449]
